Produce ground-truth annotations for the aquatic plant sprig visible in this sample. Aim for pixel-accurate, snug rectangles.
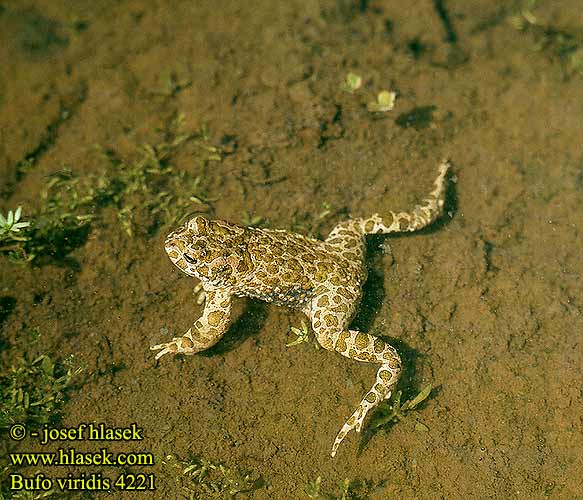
[0,353,83,429]
[305,476,373,500]
[0,207,34,261]
[341,73,363,93]
[161,454,259,499]
[286,320,310,347]
[367,90,397,113]
[369,384,432,429]
[241,211,265,227]
[0,207,30,237]
[510,0,583,78]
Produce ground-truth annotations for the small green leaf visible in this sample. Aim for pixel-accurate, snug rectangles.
[406,384,432,410]
[341,72,362,93]
[367,90,397,112]
[12,222,31,231]
[286,321,310,347]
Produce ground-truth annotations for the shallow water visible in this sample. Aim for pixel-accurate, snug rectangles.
[1,1,583,499]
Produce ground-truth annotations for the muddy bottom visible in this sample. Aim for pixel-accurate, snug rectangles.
[1,1,583,499]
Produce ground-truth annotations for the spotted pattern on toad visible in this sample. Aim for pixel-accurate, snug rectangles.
[152,160,451,457]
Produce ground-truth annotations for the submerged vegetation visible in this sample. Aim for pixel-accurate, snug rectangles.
[0,352,82,429]
[305,477,373,500]
[340,73,362,94]
[0,351,83,500]
[511,0,583,78]
[289,201,334,238]
[0,114,221,262]
[285,320,311,347]
[0,208,31,236]
[366,90,397,113]
[369,384,433,430]
[0,208,32,261]
[305,477,350,500]
[161,454,259,499]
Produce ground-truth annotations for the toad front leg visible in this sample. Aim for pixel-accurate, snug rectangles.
[151,288,232,360]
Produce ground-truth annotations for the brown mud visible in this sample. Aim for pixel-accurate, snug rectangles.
[1,1,583,499]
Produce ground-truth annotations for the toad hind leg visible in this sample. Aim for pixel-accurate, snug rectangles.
[362,160,450,235]
[151,288,232,360]
[329,336,401,457]
[310,314,402,457]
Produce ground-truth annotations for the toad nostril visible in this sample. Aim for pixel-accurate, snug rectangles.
[184,254,196,264]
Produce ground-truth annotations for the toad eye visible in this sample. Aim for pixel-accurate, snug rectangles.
[184,254,197,264]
